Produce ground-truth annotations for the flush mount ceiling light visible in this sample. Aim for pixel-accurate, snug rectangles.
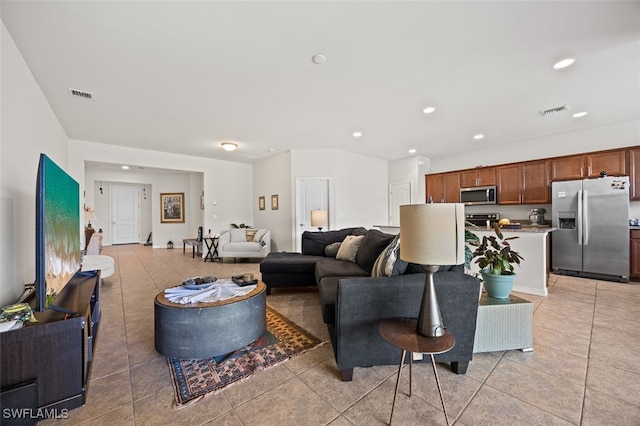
[312,54,327,64]
[553,58,575,69]
[352,132,363,138]
[473,134,484,140]
[221,142,237,151]
[423,107,436,114]
[572,111,588,118]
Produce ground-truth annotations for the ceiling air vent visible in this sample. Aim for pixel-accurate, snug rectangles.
[67,88,94,101]
[539,105,568,116]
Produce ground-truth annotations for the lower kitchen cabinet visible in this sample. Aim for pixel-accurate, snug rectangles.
[631,230,640,279]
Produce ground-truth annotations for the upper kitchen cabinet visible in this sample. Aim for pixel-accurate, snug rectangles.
[460,167,496,187]
[586,150,626,177]
[497,160,549,205]
[425,172,460,203]
[551,149,626,181]
[550,155,585,181]
[629,147,640,200]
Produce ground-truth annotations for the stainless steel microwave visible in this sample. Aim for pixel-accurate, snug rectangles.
[460,185,497,205]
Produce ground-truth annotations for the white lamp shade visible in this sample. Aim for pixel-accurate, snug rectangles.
[399,203,465,265]
[311,210,328,228]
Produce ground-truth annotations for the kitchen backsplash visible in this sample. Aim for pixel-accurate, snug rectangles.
[465,201,640,224]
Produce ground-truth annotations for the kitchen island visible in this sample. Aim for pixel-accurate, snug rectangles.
[469,225,555,297]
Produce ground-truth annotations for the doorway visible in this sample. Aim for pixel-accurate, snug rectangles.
[111,186,141,244]
[389,182,411,226]
[295,178,330,252]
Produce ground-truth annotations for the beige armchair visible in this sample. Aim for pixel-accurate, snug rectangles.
[217,229,271,261]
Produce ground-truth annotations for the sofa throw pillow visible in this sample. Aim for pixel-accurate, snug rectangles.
[324,242,342,258]
[253,229,267,243]
[245,229,258,242]
[355,229,395,273]
[371,235,408,277]
[336,235,364,262]
[230,228,247,242]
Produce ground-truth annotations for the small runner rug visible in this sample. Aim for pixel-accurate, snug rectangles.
[167,305,325,409]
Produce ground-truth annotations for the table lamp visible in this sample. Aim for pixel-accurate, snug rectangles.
[399,203,465,337]
[311,209,328,231]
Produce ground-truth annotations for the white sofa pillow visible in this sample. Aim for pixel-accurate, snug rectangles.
[230,228,247,242]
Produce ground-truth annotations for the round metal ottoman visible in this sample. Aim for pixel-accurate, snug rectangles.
[154,281,266,359]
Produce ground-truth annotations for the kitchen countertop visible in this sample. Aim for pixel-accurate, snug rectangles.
[631,226,640,230]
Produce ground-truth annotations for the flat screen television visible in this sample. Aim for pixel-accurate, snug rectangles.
[35,154,81,312]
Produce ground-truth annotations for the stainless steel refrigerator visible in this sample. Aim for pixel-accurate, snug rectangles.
[551,176,629,282]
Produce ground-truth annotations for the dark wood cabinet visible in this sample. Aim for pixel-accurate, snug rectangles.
[587,150,626,177]
[629,148,640,200]
[631,230,640,279]
[496,164,521,204]
[443,172,461,203]
[425,174,444,203]
[551,149,626,181]
[522,160,550,203]
[426,172,460,203]
[550,155,585,181]
[460,167,495,187]
[497,161,549,205]
[0,271,100,412]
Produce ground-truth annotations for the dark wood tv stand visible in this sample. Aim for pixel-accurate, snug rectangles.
[0,270,101,414]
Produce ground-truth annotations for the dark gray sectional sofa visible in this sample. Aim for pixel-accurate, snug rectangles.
[259,228,481,381]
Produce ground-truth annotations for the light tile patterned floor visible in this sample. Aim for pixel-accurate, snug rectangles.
[41,244,640,425]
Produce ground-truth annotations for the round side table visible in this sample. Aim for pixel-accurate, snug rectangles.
[379,318,455,426]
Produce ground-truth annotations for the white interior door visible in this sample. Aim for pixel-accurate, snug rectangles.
[389,182,411,226]
[111,186,140,244]
[295,178,329,252]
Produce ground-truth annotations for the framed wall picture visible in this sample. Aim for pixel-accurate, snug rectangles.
[160,192,185,223]
[271,194,279,210]
[258,196,265,211]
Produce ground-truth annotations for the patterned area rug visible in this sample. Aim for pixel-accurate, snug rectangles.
[167,305,325,408]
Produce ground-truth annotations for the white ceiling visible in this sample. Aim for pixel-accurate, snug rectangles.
[2,1,639,165]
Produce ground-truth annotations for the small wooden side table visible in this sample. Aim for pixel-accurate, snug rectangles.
[203,237,220,262]
[378,318,455,426]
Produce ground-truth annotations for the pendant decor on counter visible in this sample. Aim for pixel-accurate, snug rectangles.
[481,271,516,299]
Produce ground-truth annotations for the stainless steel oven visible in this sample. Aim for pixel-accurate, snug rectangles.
[465,213,500,227]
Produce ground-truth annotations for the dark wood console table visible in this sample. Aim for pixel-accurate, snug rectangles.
[0,271,101,413]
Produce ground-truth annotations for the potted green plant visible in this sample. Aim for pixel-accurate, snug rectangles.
[469,222,524,298]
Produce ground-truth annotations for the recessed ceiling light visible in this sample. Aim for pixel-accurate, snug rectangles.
[473,134,484,140]
[268,148,276,152]
[121,165,130,170]
[221,142,237,151]
[409,149,417,154]
[553,58,575,69]
[423,107,436,114]
[572,111,588,118]
[312,54,327,64]
[352,132,363,138]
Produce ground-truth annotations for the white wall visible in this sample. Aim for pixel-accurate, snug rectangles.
[290,149,388,231]
[429,120,640,173]
[0,22,71,306]
[85,167,202,248]
[68,140,252,245]
[253,152,292,251]
[389,155,430,208]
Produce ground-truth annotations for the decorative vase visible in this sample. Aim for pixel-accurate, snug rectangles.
[481,271,516,299]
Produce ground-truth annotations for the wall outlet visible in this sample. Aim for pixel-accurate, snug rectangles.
[412,352,424,361]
